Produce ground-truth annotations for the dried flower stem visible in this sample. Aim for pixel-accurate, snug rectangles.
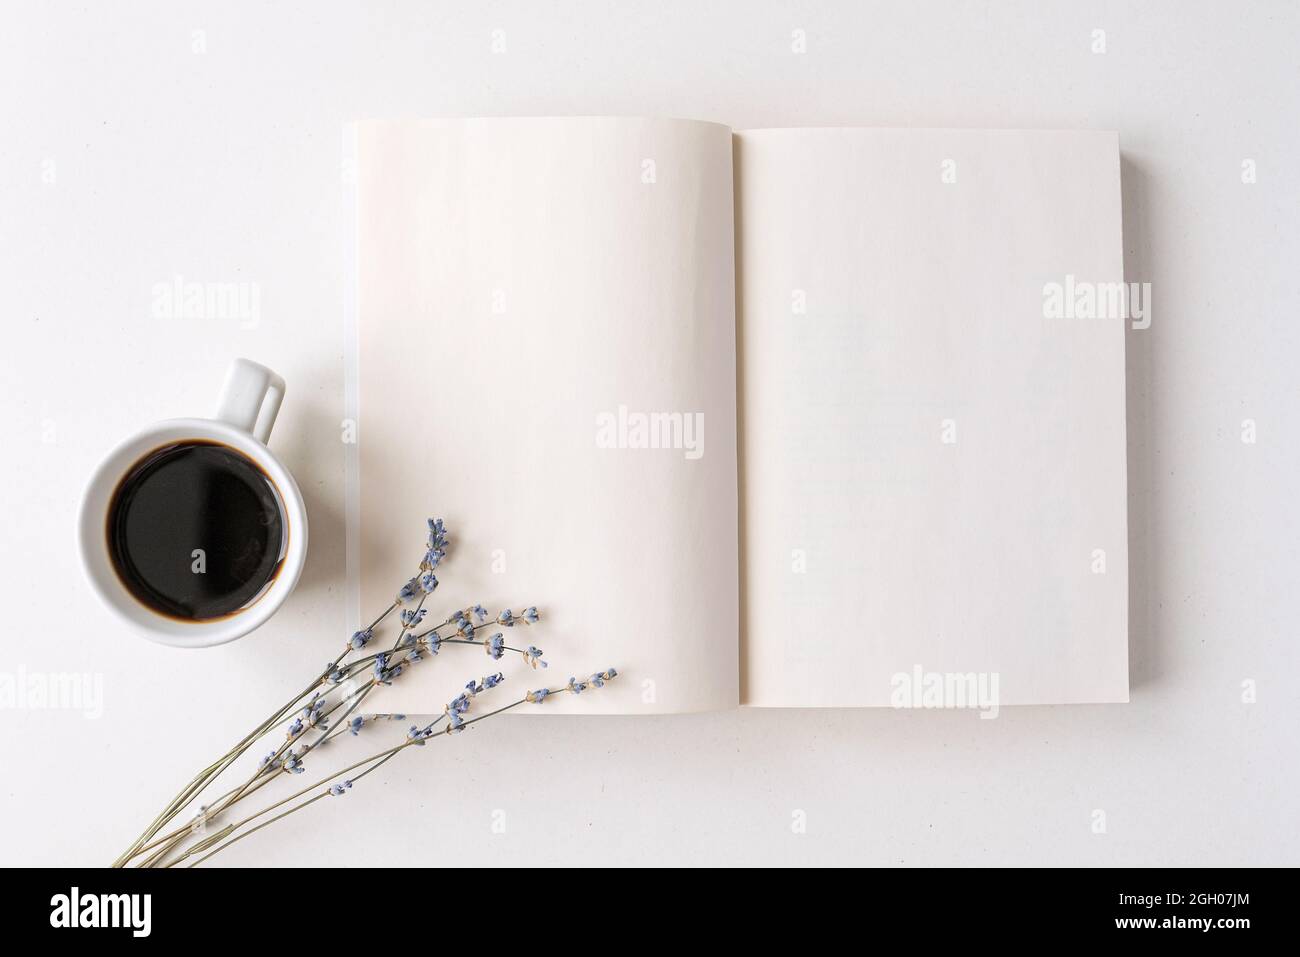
[115,518,609,869]
[113,602,400,867]
[181,695,535,867]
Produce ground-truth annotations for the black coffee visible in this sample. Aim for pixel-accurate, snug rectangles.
[107,441,286,620]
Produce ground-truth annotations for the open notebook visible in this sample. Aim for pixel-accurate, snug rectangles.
[351,118,1127,713]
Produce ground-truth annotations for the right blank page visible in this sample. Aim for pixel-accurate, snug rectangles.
[737,129,1128,707]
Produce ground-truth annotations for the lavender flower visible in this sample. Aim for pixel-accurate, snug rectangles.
[400,608,427,628]
[286,717,304,739]
[522,607,540,623]
[465,673,504,695]
[396,578,421,604]
[407,725,428,746]
[522,645,548,669]
[419,571,438,593]
[485,633,505,660]
[373,653,403,685]
[282,750,305,774]
[472,604,489,623]
[497,609,514,627]
[329,780,352,797]
[527,669,616,705]
[349,628,374,651]
[348,716,364,736]
[302,695,329,732]
[443,691,472,734]
[422,633,442,655]
[426,518,448,568]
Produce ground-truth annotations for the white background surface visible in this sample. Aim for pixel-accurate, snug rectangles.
[1,1,1297,867]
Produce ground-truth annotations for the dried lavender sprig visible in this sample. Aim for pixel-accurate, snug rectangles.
[285,619,545,757]
[114,647,357,868]
[154,588,438,851]
[122,610,535,865]
[114,598,405,867]
[169,678,523,867]
[128,656,374,869]
[180,670,617,868]
[119,518,603,868]
[276,604,547,764]
[127,621,538,864]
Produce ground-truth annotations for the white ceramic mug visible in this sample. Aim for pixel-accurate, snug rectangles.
[78,358,308,647]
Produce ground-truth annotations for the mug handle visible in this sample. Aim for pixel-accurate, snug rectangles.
[215,358,286,444]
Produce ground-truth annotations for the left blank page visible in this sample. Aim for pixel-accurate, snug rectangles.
[356,118,738,713]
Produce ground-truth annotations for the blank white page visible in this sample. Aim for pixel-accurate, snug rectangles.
[737,128,1128,707]
[357,118,738,713]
